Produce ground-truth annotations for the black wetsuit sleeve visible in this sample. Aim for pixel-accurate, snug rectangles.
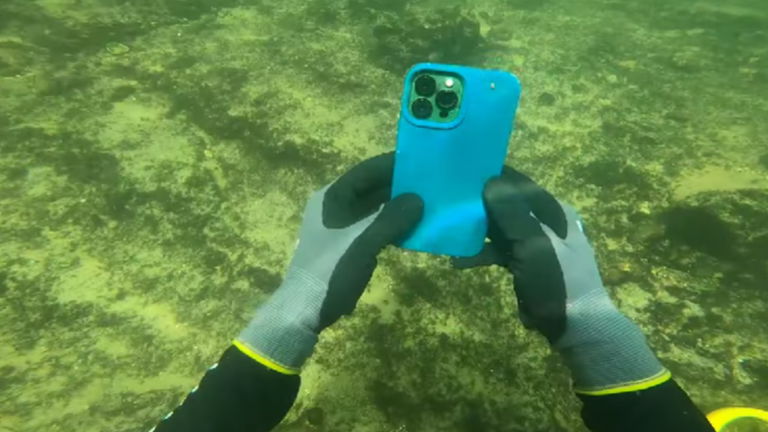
[578,379,715,432]
[152,345,300,432]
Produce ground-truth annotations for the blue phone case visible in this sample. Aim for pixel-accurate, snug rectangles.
[391,63,521,257]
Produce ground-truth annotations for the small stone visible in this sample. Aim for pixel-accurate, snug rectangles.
[758,152,768,170]
[537,92,556,106]
[638,201,652,215]
[617,60,637,70]
[305,407,325,427]
[105,42,130,56]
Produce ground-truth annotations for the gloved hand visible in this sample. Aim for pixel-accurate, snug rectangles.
[456,167,670,395]
[235,153,423,374]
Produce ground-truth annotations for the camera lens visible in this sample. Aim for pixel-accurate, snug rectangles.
[435,90,458,110]
[411,98,433,119]
[414,75,436,97]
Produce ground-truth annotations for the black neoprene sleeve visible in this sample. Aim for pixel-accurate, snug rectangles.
[151,347,714,432]
[578,379,715,432]
[151,345,300,432]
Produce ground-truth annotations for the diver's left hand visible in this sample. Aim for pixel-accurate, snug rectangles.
[236,153,423,374]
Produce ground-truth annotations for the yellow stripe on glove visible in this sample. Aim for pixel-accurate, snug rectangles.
[233,340,300,376]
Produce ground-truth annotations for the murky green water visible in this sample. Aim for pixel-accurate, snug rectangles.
[1,0,766,431]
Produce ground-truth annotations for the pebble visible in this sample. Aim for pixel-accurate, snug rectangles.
[106,42,131,56]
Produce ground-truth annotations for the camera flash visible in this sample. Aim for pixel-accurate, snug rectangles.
[444,78,455,88]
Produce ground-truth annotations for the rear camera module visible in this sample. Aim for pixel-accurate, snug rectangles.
[411,98,433,119]
[414,75,437,97]
[435,90,458,110]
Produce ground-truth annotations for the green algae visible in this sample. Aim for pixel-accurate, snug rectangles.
[0,0,767,431]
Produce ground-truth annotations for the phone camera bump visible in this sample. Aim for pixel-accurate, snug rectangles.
[414,74,437,97]
[411,98,433,119]
[435,90,458,110]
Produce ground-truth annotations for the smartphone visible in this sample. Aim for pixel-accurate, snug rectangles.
[391,63,521,257]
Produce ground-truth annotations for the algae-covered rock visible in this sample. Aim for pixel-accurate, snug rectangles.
[370,6,487,73]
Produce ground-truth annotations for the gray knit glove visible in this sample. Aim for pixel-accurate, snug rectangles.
[456,168,670,395]
[236,153,422,374]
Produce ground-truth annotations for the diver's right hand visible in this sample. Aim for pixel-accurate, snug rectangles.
[454,167,598,343]
[455,168,670,395]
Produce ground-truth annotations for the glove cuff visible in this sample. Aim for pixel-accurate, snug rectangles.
[236,266,325,374]
[554,295,670,395]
